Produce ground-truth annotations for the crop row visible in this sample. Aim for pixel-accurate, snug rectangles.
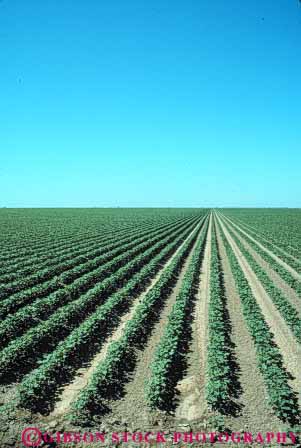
[222,210,301,260]
[205,219,232,411]
[145,218,208,409]
[221,218,301,343]
[233,215,301,262]
[0,215,196,298]
[0,225,85,262]
[0,217,205,380]
[0,225,133,280]
[0,211,195,266]
[218,214,301,298]
[17,217,207,411]
[0,218,118,264]
[0,217,202,350]
[0,218,175,281]
[222,215,301,275]
[0,215,193,282]
[0,216,198,320]
[69,219,204,424]
[217,220,300,423]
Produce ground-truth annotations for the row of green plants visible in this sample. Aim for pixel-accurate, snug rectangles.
[223,215,301,275]
[0,221,144,280]
[0,218,202,350]
[2,215,195,279]
[17,217,207,411]
[0,232,104,280]
[217,220,300,423]
[0,210,196,268]
[219,215,301,298]
[0,215,123,264]
[145,219,208,409]
[205,220,232,411]
[0,218,204,380]
[69,221,205,424]
[223,209,301,260]
[220,217,301,343]
[0,216,185,282]
[0,216,198,300]
[0,217,198,320]
[0,223,88,263]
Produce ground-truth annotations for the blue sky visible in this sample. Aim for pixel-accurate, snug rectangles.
[0,0,300,207]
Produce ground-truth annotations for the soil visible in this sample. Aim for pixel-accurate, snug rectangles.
[1,211,300,448]
[45,222,203,423]
[217,215,301,407]
[230,216,301,264]
[221,214,301,281]
[175,213,212,422]
[215,220,282,433]
[95,217,209,429]
[222,217,301,314]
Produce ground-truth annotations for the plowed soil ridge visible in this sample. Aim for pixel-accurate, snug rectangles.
[216,215,301,407]
[46,217,208,425]
[175,213,212,422]
[226,215,301,264]
[221,216,301,315]
[220,213,301,281]
[215,218,282,433]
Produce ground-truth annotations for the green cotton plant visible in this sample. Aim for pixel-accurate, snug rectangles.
[145,219,208,409]
[221,209,301,261]
[223,214,301,274]
[0,218,197,351]
[69,217,208,424]
[205,220,232,411]
[221,218,301,343]
[220,216,301,298]
[217,220,300,424]
[16,220,205,412]
[0,219,201,382]
[0,215,194,282]
[0,217,198,319]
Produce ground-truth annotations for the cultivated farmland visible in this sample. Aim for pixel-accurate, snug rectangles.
[0,208,300,447]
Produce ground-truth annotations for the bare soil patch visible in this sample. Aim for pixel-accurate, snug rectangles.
[101,221,208,430]
[43,222,205,427]
[221,214,301,281]
[175,213,212,422]
[228,216,301,265]
[215,221,282,433]
[223,218,301,315]
[217,216,301,407]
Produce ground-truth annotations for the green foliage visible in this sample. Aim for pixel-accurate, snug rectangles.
[0,216,198,318]
[0,218,197,349]
[220,212,301,297]
[205,221,232,410]
[221,208,301,261]
[217,219,300,424]
[221,217,301,343]
[145,218,208,409]
[69,218,207,424]
[0,218,201,380]
[16,218,206,411]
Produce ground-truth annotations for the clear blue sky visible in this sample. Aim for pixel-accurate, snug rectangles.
[1,0,300,207]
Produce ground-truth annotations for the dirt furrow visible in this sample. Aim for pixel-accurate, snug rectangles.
[215,218,281,433]
[222,217,301,315]
[45,218,208,424]
[226,215,301,265]
[175,213,212,422]
[217,215,301,405]
[219,213,301,281]
[99,218,209,429]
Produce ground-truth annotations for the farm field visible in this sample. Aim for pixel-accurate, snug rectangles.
[0,208,300,447]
